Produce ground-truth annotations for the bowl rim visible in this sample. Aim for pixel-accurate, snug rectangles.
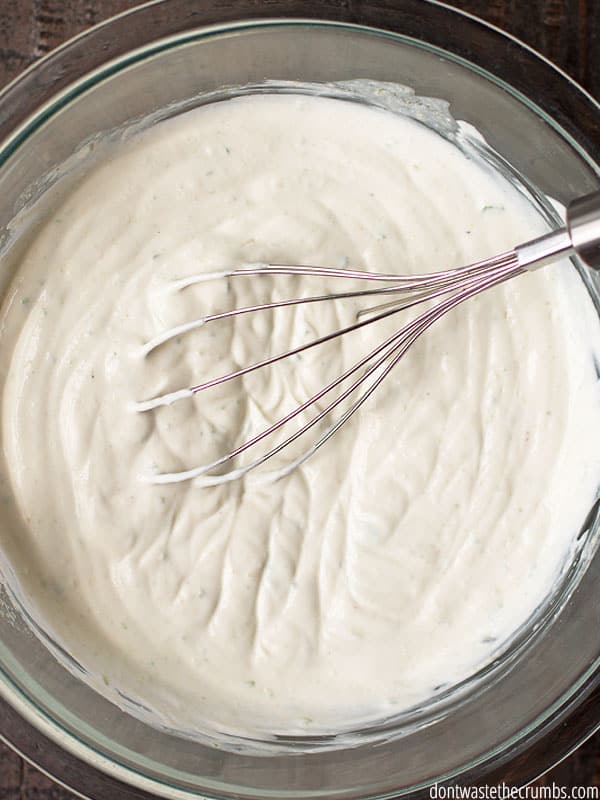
[0,3,599,799]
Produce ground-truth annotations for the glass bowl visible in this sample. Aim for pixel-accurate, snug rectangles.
[0,1,599,798]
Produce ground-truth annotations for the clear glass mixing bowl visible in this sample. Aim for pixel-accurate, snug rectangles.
[0,2,599,798]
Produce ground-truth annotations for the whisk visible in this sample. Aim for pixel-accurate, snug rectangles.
[136,191,600,487]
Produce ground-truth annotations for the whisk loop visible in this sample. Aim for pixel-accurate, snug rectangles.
[135,191,600,487]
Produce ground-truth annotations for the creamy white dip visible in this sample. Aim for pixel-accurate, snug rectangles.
[1,93,599,737]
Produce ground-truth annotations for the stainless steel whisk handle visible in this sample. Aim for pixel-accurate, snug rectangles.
[567,190,600,270]
[517,189,600,272]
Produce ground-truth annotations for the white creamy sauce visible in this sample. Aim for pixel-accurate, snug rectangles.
[1,94,600,737]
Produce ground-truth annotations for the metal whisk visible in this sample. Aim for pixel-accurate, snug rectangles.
[136,191,600,487]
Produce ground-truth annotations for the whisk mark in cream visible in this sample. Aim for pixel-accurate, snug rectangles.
[1,93,600,739]
[132,387,194,412]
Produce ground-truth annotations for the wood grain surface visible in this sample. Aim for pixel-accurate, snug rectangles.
[0,0,599,798]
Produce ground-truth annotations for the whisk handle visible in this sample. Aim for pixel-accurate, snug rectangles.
[567,190,600,270]
[517,189,600,272]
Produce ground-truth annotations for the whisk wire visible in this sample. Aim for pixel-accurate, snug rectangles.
[143,256,522,485]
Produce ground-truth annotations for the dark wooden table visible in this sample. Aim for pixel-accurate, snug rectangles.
[0,1,598,797]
